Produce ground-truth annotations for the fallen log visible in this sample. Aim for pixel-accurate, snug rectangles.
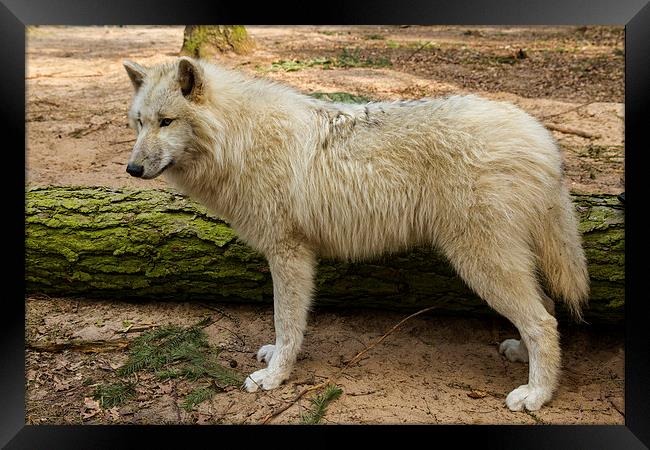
[26,187,624,324]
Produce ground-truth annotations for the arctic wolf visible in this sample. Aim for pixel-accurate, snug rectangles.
[123,57,589,412]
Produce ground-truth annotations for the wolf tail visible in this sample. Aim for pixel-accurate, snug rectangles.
[534,185,590,321]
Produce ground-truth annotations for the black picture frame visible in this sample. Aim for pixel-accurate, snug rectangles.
[3,0,648,447]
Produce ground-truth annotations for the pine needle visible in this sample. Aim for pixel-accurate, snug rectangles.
[300,384,343,424]
[117,318,213,377]
[93,381,136,408]
[182,386,219,411]
[109,316,243,410]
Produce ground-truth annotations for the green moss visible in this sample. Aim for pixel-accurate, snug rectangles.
[26,187,625,324]
[181,26,253,57]
[578,205,624,234]
[269,49,391,73]
[309,92,372,104]
[192,221,238,247]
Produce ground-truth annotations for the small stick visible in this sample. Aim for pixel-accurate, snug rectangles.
[259,305,437,424]
[539,101,595,119]
[26,73,103,79]
[115,324,158,335]
[109,138,136,146]
[27,339,129,353]
[30,98,61,108]
[544,123,600,139]
[404,41,431,62]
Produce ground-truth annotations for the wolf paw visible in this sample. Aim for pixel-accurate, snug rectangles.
[499,339,529,363]
[243,368,286,392]
[505,384,551,411]
[256,344,275,363]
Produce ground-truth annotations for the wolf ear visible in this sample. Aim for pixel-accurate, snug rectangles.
[123,60,147,91]
[177,57,203,100]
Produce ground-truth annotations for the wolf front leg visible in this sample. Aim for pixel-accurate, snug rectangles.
[244,241,316,392]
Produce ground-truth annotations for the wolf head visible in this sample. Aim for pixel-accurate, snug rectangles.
[123,57,208,179]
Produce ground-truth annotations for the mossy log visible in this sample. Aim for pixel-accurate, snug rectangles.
[181,25,254,57]
[26,187,624,324]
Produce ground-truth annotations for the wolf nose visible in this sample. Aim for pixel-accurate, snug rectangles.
[126,163,144,178]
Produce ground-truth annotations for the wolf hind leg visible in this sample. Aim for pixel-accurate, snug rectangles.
[499,290,555,363]
[444,235,561,411]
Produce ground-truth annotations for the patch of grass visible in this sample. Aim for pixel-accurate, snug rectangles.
[269,59,327,72]
[309,92,372,104]
[385,39,436,50]
[336,48,391,68]
[406,40,435,49]
[269,48,391,72]
[364,33,385,40]
[300,384,343,425]
[93,381,136,408]
[491,55,518,65]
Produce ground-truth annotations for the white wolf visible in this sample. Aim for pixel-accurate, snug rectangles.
[123,57,589,412]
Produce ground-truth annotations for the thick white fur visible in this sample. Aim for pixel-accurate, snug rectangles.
[124,57,590,412]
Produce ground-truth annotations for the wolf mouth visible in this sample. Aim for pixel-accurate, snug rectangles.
[145,160,175,179]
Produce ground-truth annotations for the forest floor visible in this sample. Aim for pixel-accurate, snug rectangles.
[26,25,625,424]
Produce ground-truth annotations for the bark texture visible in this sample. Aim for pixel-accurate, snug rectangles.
[26,187,624,324]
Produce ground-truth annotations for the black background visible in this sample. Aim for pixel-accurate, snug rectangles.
[1,0,648,448]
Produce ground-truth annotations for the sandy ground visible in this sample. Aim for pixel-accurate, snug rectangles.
[25,25,625,425]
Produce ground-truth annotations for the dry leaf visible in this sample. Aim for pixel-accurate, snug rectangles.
[197,412,212,425]
[108,407,120,421]
[467,390,488,399]
[82,397,101,420]
[157,382,173,394]
[54,380,70,392]
[68,361,84,371]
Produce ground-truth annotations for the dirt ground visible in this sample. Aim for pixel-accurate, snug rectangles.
[25,25,625,425]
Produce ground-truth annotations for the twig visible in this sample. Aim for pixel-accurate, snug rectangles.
[68,122,111,138]
[608,398,625,417]
[259,305,437,424]
[540,102,595,119]
[434,54,457,64]
[544,123,600,139]
[27,72,103,79]
[26,72,65,79]
[197,302,241,324]
[27,339,129,353]
[404,41,431,62]
[524,410,546,424]
[346,389,380,397]
[31,97,61,108]
[115,324,158,335]
[109,138,136,146]
[215,324,246,347]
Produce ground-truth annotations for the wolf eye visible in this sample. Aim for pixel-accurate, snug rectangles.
[160,118,174,127]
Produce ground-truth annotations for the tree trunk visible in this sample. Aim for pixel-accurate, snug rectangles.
[181,25,254,57]
[26,187,624,324]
